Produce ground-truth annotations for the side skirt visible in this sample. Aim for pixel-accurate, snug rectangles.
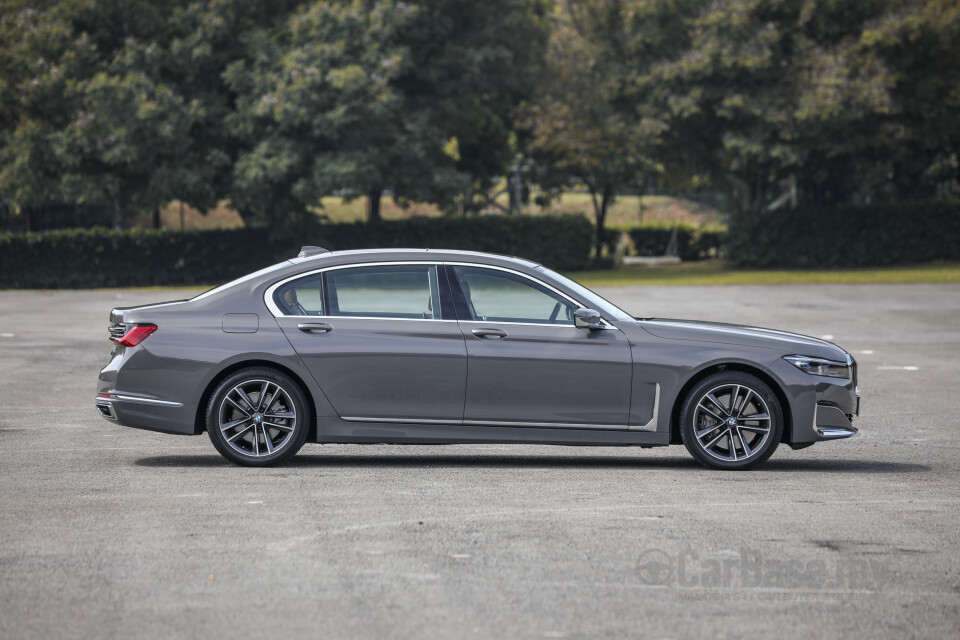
[316,418,671,447]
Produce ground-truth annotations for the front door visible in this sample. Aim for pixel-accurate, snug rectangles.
[447,265,633,428]
[274,263,467,422]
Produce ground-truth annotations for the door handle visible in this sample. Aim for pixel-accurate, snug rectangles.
[472,327,507,339]
[298,322,334,333]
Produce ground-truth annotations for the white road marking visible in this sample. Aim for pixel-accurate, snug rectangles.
[0,333,14,338]
[859,350,875,355]
[245,501,263,505]
[820,334,834,340]
[877,366,919,371]
[449,553,472,559]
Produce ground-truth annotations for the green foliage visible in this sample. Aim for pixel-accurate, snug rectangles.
[618,0,960,211]
[226,0,551,223]
[0,216,593,288]
[624,223,726,261]
[727,202,960,268]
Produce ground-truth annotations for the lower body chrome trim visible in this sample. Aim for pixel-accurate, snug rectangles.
[816,426,858,439]
[341,416,455,425]
[463,419,630,430]
[341,416,631,430]
[109,394,183,408]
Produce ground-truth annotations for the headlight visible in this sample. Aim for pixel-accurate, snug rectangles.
[784,355,851,378]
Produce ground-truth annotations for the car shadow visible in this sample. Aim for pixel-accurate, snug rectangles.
[135,453,930,474]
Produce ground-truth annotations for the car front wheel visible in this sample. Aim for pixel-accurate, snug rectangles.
[206,367,309,466]
[679,371,783,470]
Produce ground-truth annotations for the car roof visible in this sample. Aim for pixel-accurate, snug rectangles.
[288,248,541,269]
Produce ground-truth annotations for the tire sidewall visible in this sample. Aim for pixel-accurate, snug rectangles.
[679,371,783,470]
[206,367,310,466]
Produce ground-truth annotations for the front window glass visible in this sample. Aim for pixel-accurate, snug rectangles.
[452,266,576,324]
[534,266,633,321]
[274,273,324,316]
[327,264,440,319]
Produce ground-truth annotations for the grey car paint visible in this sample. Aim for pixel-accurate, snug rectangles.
[96,248,858,451]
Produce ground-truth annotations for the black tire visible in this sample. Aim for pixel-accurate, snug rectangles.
[679,371,783,470]
[206,367,310,466]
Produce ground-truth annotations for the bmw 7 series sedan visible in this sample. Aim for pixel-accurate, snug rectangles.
[96,247,859,470]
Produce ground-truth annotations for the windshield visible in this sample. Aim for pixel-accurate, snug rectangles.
[534,266,634,322]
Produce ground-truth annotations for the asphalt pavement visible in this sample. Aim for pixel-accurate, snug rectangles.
[1,283,958,639]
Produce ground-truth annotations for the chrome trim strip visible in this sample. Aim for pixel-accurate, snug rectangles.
[632,383,660,432]
[457,319,582,329]
[278,315,457,324]
[111,395,183,408]
[816,427,858,439]
[463,419,629,430]
[340,416,630,430]
[341,417,457,424]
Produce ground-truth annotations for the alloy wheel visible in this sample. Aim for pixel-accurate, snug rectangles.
[218,379,298,458]
[692,383,772,463]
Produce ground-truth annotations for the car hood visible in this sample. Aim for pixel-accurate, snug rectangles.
[633,318,848,360]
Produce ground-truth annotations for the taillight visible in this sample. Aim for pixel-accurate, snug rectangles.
[111,324,157,347]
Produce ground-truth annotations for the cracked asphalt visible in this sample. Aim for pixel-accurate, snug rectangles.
[1,283,958,639]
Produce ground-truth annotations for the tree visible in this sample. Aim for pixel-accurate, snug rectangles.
[226,0,550,225]
[0,1,212,227]
[522,1,665,259]
[618,0,960,212]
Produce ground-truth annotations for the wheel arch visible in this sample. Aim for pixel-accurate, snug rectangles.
[193,359,318,441]
[668,362,792,445]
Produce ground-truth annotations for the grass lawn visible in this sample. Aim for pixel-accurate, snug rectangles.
[566,260,960,287]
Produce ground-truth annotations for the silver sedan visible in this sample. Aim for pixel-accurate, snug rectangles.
[96,247,859,470]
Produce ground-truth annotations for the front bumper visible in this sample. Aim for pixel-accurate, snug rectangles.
[769,356,860,445]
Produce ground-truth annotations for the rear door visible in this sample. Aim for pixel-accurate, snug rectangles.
[447,264,633,428]
[273,263,467,423]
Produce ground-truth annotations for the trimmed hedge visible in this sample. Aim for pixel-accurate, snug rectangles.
[0,215,593,289]
[624,223,726,261]
[727,201,960,268]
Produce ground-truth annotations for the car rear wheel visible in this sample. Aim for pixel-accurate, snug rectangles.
[679,371,783,470]
[206,367,309,466]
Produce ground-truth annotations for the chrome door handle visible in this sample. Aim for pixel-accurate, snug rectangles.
[472,328,507,339]
[298,322,333,333]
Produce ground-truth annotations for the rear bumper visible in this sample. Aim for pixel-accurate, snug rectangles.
[94,392,195,435]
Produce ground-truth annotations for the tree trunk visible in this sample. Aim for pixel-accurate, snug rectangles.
[152,208,161,229]
[589,184,613,262]
[366,188,382,223]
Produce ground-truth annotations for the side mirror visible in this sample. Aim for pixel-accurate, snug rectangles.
[574,308,603,330]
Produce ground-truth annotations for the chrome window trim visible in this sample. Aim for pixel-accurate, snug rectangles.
[264,261,442,319]
[276,315,457,324]
[457,319,580,329]
[265,259,616,329]
[444,261,616,330]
